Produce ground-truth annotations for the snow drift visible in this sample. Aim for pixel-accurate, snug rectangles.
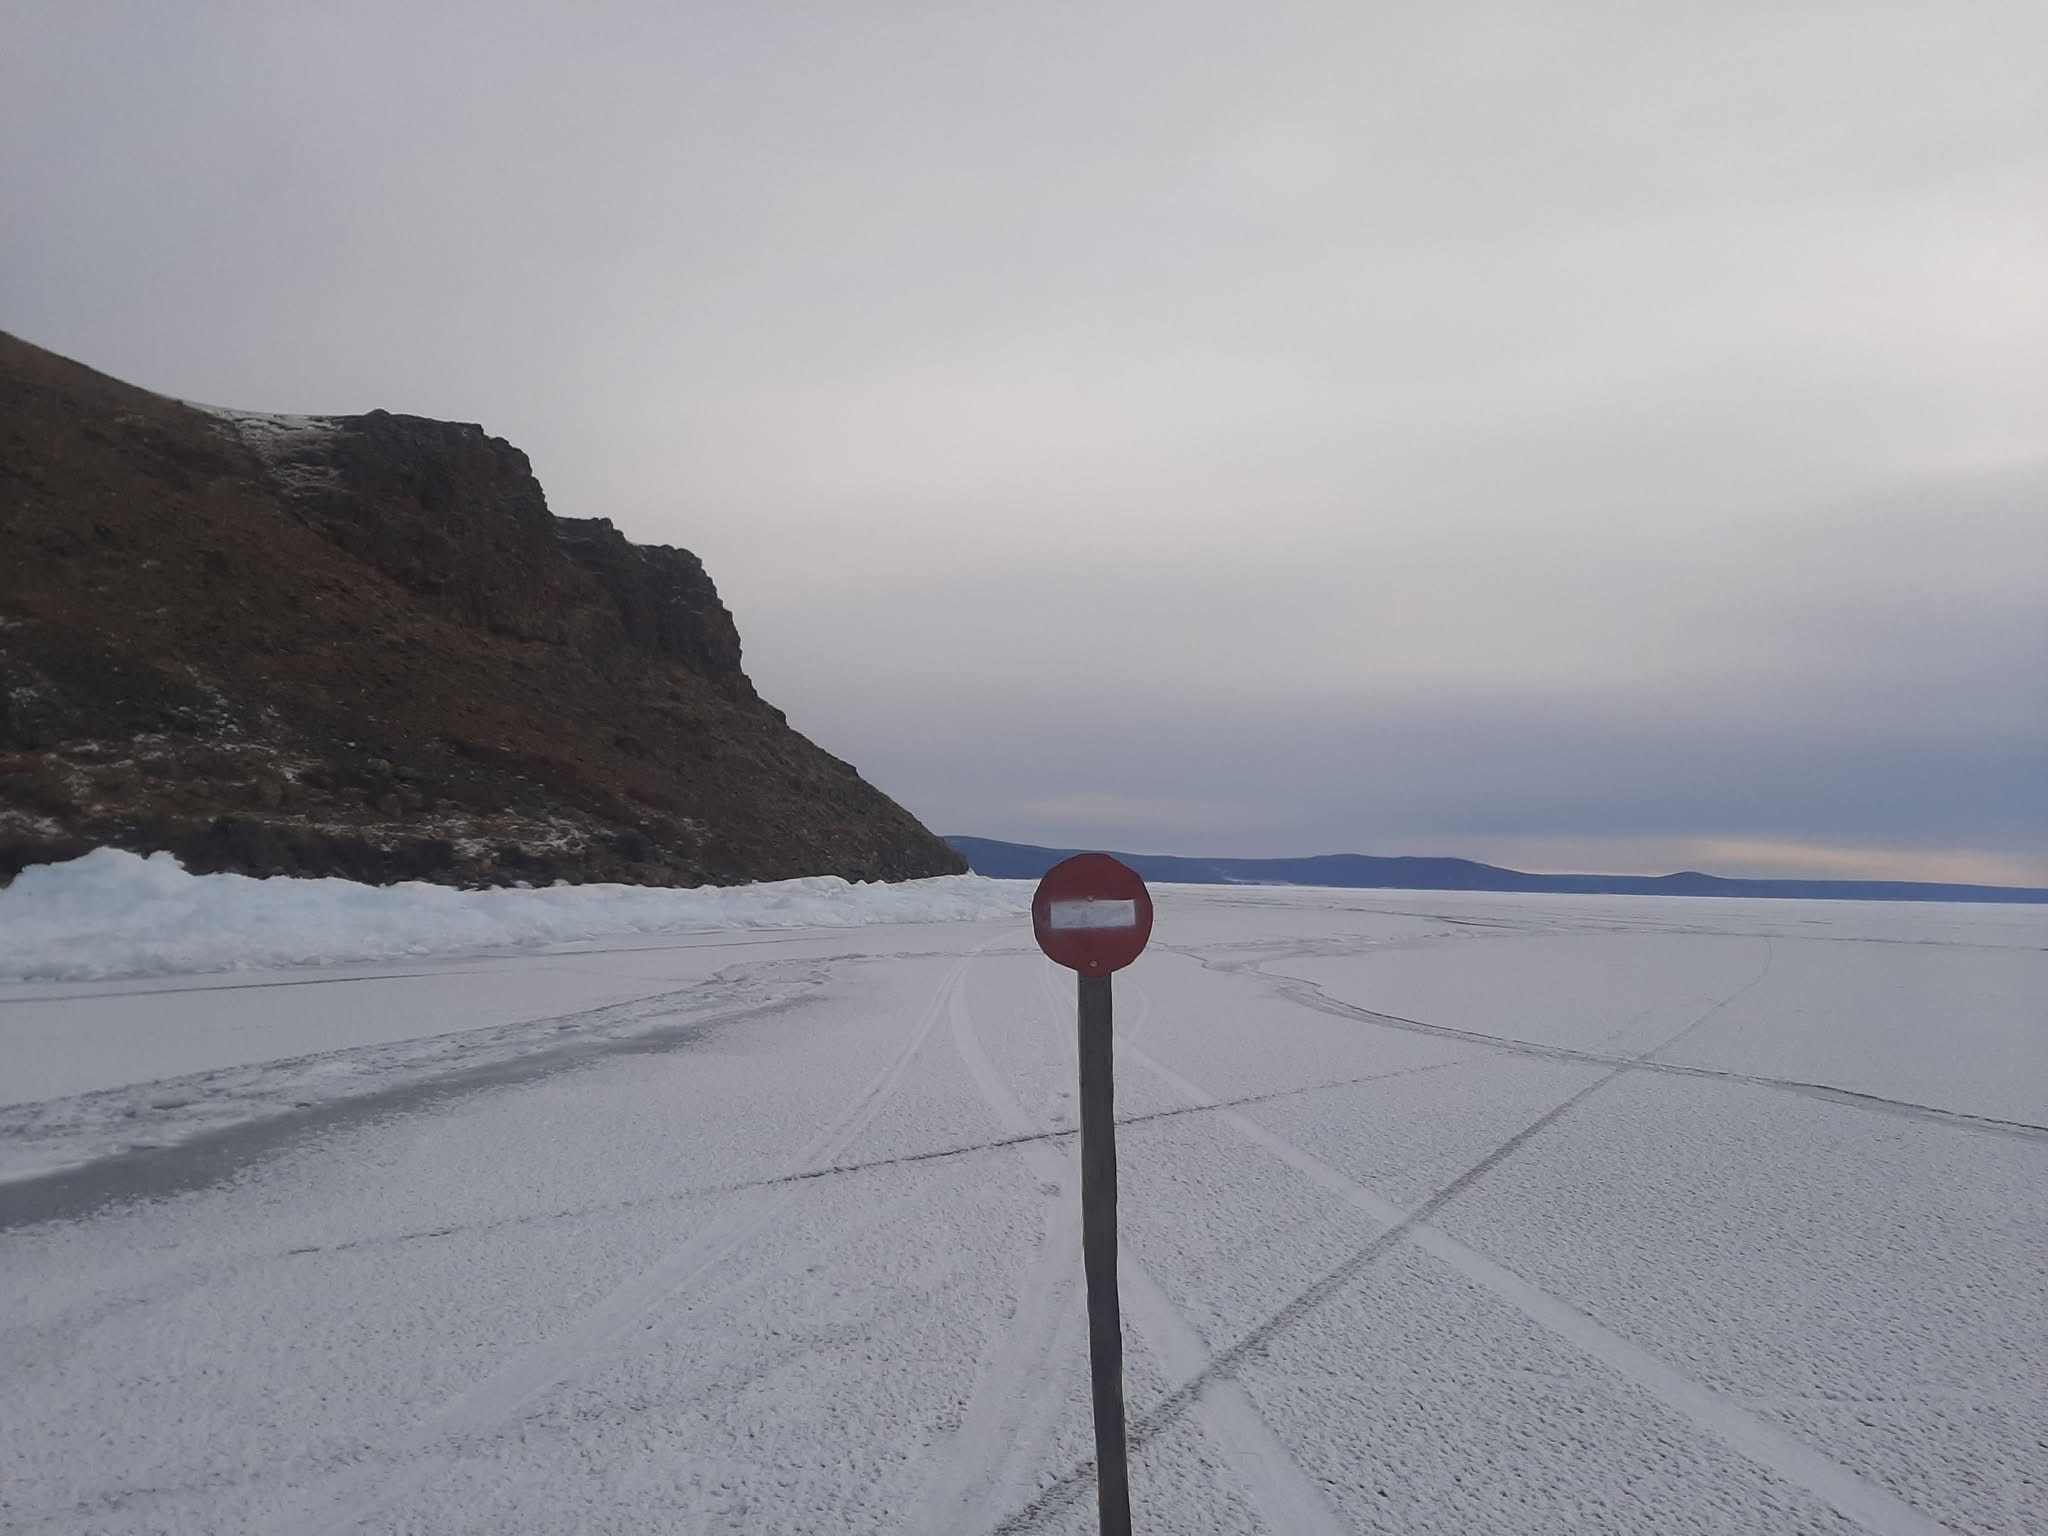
[0,848,1032,983]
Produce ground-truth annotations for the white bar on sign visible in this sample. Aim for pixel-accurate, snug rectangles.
[1047,898,1139,931]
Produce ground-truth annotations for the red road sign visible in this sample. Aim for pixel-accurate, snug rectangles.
[1032,854,1154,974]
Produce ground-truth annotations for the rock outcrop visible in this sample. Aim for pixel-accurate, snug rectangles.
[0,331,965,886]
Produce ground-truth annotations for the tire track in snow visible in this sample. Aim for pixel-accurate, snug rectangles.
[1124,1044,1957,1536]
[989,945,1811,1531]
[907,991,1082,1533]
[269,948,986,1536]
[940,957,1348,1536]
[0,933,832,1005]
[1217,945,2047,1143]
[1101,945,1779,1440]
[134,1055,1463,1281]
[971,964,1120,1521]
[910,956,1096,1534]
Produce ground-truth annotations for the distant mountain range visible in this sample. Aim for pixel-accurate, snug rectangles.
[946,837,2048,905]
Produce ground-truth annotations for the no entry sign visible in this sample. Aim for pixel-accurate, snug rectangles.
[1031,852,1153,1536]
[1032,853,1154,974]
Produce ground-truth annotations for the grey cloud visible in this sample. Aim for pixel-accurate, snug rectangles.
[5,1,2043,881]
[859,692,2042,868]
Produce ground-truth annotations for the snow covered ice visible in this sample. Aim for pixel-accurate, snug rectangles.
[1,863,2042,1533]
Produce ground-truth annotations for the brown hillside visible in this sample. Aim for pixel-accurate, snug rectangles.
[0,332,965,886]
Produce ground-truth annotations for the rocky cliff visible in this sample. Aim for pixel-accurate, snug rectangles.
[0,332,965,886]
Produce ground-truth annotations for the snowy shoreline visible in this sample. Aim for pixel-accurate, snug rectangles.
[0,848,1033,984]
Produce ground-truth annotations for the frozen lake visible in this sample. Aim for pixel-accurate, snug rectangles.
[3,884,2043,1533]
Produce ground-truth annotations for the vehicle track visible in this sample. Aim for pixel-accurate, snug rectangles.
[0,933,839,1006]
[906,972,1084,1533]
[1121,1044,1955,1536]
[940,956,1348,1536]
[1215,944,2048,1142]
[266,948,986,1536]
[986,942,1959,1536]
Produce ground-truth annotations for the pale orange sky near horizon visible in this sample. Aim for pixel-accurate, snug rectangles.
[1452,838,2048,890]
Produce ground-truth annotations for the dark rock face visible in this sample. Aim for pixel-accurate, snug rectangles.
[554,515,750,694]
[0,331,966,887]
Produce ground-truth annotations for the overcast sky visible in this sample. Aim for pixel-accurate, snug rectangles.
[6,2,2044,883]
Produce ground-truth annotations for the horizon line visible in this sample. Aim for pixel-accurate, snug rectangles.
[942,835,2048,895]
